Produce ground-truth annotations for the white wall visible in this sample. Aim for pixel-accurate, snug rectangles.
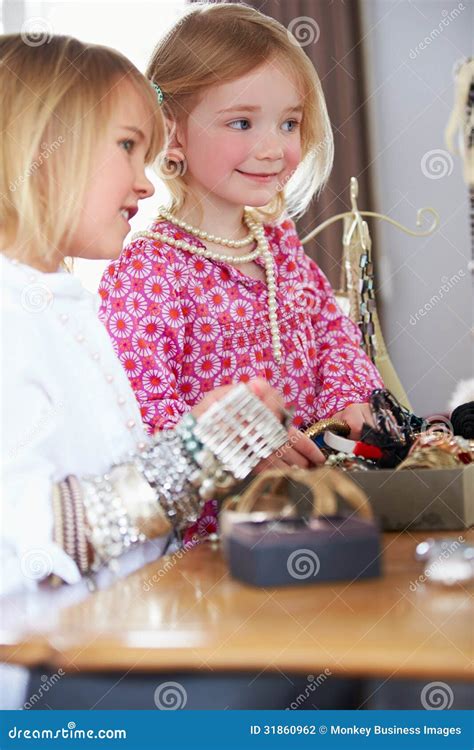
[361,0,473,414]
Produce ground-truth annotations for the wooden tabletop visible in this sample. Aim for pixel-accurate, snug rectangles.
[1,531,473,680]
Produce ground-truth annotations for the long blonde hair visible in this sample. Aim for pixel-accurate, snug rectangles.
[147,2,333,222]
[0,34,165,268]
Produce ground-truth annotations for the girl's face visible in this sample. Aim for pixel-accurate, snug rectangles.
[178,60,303,211]
[66,83,155,262]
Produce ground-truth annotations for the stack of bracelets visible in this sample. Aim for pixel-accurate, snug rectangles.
[51,384,289,583]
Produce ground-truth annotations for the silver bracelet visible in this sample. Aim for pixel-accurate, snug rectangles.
[81,471,145,572]
[134,430,203,532]
[190,383,289,479]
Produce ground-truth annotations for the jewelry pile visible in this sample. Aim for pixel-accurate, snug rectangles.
[305,389,474,472]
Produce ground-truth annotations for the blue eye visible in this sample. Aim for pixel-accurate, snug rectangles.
[120,139,135,153]
[282,119,300,132]
[228,119,251,130]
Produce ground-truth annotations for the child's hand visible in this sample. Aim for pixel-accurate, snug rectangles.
[190,378,325,470]
[191,377,285,420]
[254,426,325,472]
[331,402,374,440]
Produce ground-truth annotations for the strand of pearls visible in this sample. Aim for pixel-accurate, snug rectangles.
[132,211,282,363]
[157,206,254,248]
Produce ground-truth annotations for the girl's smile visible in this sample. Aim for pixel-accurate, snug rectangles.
[235,169,282,183]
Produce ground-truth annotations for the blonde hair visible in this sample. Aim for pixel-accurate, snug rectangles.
[0,34,165,268]
[147,2,333,222]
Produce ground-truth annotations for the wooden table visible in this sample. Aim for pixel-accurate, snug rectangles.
[1,531,473,681]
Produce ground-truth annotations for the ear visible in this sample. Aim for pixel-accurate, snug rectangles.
[165,117,186,161]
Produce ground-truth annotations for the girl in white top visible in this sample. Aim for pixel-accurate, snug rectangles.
[0,34,322,597]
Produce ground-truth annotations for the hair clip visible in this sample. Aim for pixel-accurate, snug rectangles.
[151,81,164,106]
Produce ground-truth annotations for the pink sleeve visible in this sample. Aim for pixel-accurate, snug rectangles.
[288,222,384,419]
[98,238,188,432]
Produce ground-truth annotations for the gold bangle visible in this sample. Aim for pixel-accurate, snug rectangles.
[304,418,351,439]
[111,463,172,539]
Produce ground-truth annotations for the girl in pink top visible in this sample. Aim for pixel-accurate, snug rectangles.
[100,3,383,443]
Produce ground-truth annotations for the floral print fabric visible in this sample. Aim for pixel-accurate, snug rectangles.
[99,217,383,435]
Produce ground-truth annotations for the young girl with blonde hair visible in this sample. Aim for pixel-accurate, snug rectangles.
[100,2,383,442]
[1,32,309,595]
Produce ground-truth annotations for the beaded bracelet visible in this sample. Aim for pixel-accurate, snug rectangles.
[67,475,89,575]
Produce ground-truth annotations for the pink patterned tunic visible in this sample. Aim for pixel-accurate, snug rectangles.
[99,217,383,545]
[99,217,383,433]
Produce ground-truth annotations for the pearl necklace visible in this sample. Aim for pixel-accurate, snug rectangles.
[132,212,282,363]
[157,206,255,248]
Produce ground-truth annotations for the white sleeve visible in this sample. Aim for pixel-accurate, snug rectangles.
[1,311,80,596]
